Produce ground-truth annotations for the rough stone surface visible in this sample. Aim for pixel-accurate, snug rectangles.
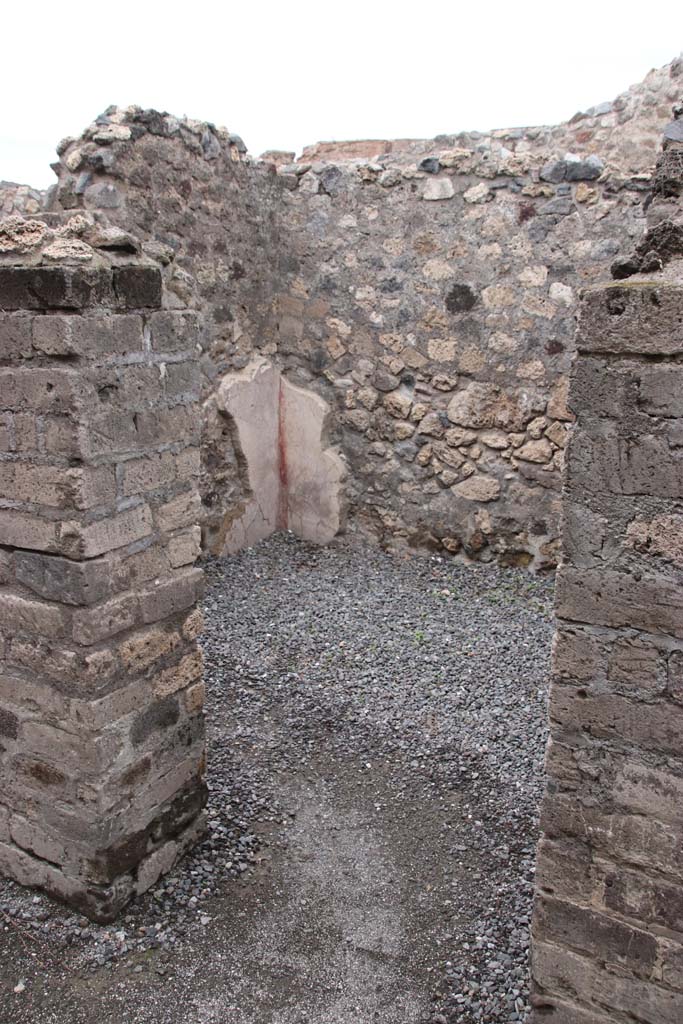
[27,54,679,569]
[0,256,207,921]
[0,532,553,1024]
[530,128,683,1021]
[1,64,683,1008]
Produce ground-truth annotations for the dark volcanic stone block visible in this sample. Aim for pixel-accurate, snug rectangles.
[131,695,180,746]
[113,266,162,309]
[0,267,114,310]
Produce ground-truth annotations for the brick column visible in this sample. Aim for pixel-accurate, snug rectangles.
[530,281,683,1022]
[0,261,206,921]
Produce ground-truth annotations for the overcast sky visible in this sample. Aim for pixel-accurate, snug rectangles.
[1,1,680,188]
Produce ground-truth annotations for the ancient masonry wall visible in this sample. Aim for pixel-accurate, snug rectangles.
[1,181,44,217]
[300,56,682,173]
[42,56,682,567]
[0,257,207,921]
[273,149,628,568]
[0,58,682,976]
[44,110,284,554]
[274,58,681,567]
[528,97,683,1022]
[530,277,683,1019]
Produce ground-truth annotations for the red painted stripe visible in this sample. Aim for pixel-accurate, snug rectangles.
[277,377,288,530]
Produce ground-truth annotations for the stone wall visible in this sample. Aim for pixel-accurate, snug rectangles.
[530,110,683,1021]
[272,146,626,567]
[1,54,683,973]
[0,241,207,920]
[44,108,284,554]
[268,56,683,566]
[35,56,680,566]
[272,59,682,567]
[301,55,683,174]
[0,181,45,217]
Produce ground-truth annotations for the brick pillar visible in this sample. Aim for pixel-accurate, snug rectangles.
[0,262,206,921]
[529,280,683,1022]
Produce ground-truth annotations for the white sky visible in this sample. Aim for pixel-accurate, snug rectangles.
[1,1,681,188]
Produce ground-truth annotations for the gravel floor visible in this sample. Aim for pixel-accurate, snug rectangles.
[0,533,553,1024]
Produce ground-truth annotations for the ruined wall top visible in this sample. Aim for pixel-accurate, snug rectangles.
[0,209,144,268]
[611,99,683,279]
[53,105,249,181]
[4,53,681,210]
[298,55,682,176]
[3,54,682,568]
[0,207,185,319]
[0,181,44,218]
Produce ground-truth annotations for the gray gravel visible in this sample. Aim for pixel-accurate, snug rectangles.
[1,532,552,1023]
[200,533,552,1023]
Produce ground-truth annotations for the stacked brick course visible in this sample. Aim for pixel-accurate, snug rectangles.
[530,279,683,1020]
[529,97,683,1024]
[0,257,206,921]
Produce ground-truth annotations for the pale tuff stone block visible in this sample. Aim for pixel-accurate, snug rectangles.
[0,592,68,638]
[77,504,154,558]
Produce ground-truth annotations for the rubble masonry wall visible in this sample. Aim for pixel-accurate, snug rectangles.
[46,56,682,566]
